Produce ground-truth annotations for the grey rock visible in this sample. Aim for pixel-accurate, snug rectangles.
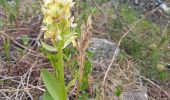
[89,38,119,60]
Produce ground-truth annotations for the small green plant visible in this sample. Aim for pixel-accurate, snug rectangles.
[41,0,77,100]
[0,0,20,26]
[114,86,122,98]
[3,39,11,62]
[2,39,11,74]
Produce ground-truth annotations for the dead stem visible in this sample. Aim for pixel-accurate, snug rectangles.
[76,15,92,100]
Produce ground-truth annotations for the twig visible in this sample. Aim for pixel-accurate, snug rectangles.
[14,60,37,100]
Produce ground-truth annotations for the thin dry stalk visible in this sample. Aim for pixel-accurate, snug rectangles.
[76,15,92,100]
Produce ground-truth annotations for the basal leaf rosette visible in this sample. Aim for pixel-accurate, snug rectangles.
[42,0,77,48]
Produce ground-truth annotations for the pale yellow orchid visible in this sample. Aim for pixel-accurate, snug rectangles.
[42,0,77,47]
[41,1,77,100]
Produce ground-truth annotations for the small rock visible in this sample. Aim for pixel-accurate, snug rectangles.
[121,89,148,100]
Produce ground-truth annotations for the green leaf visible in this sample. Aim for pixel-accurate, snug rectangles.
[91,7,97,14]
[42,91,54,100]
[0,19,4,28]
[159,71,168,80]
[64,38,72,48]
[79,92,89,100]
[84,60,92,78]
[81,79,88,91]
[63,33,76,48]
[58,39,65,50]
[63,53,70,61]
[115,86,122,97]
[66,79,76,90]
[41,69,61,100]
[41,41,57,52]
[87,51,94,59]
[20,35,29,45]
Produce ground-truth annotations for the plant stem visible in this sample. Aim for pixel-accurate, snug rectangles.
[15,0,20,34]
[76,51,85,100]
[58,40,67,100]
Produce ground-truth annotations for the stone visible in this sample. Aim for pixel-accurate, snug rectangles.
[121,89,148,100]
[89,38,119,60]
